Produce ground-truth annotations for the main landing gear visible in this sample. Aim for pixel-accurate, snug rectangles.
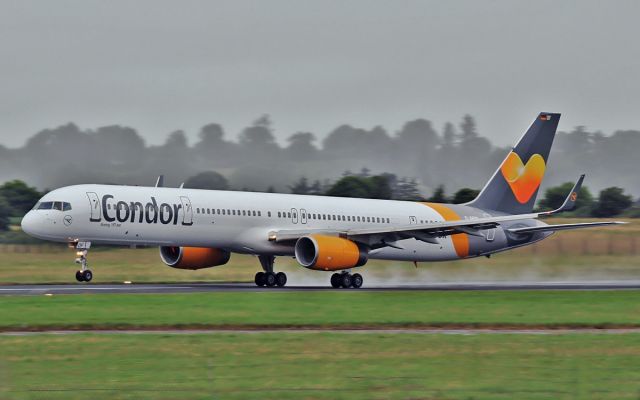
[330,271,363,289]
[254,255,287,287]
[73,241,93,282]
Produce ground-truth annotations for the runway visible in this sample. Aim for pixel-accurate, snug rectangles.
[1,281,640,295]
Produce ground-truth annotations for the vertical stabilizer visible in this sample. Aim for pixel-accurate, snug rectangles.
[469,112,560,214]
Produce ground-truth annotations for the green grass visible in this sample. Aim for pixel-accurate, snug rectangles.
[1,291,640,330]
[2,333,640,399]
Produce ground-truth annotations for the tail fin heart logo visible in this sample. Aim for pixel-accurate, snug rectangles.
[500,152,546,204]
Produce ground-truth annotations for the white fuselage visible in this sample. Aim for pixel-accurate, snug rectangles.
[20,184,510,262]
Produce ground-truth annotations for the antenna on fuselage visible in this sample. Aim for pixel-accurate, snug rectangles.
[155,175,164,187]
[179,182,184,189]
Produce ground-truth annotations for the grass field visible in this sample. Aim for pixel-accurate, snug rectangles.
[0,219,638,399]
[1,291,639,330]
[2,333,640,399]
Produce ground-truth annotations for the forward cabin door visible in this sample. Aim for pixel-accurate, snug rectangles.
[180,196,193,226]
[86,192,101,222]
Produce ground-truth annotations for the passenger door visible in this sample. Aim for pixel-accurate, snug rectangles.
[180,196,193,226]
[86,192,101,222]
[300,208,307,224]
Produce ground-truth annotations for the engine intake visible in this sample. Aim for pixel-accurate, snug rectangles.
[295,235,368,271]
[159,246,230,270]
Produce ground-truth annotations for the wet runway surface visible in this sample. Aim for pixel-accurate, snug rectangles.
[1,281,640,295]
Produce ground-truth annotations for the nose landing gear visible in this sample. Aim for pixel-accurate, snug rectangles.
[330,271,363,289]
[254,255,287,287]
[72,241,93,282]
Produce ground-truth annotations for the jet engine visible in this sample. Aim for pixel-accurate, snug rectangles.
[159,246,231,270]
[294,234,368,271]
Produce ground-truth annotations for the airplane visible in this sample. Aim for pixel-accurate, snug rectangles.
[20,112,624,288]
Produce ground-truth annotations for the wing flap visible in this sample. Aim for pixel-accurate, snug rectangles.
[508,221,626,234]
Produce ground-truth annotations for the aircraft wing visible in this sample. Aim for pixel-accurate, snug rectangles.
[507,221,626,234]
[271,212,539,243]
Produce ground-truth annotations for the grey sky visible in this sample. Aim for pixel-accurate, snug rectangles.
[1,0,639,148]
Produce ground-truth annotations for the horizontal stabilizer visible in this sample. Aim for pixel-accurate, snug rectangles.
[508,221,626,234]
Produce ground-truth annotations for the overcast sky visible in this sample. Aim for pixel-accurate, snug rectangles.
[1,0,639,148]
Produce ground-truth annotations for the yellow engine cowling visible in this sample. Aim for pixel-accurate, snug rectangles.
[159,246,231,270]
[294,235,368,271]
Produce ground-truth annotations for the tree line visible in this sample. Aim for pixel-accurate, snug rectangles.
[0,114,639,201]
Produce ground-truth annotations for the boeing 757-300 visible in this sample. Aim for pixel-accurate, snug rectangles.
[21,113,623,288]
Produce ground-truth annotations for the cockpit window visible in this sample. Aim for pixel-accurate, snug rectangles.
[37,202,53,210]
[34,201,72,211]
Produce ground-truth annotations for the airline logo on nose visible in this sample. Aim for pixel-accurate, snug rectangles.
[500,151,546,204]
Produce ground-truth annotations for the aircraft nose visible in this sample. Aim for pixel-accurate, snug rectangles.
[20,211,36,236]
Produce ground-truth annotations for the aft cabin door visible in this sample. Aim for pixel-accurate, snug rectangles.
[180,196,193,226]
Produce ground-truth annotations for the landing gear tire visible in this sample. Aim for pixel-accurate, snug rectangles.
[275,272,287,287]
[330,273,341,288]
[75,270,84,282]
[351,273,363,289]
[255,272,266,287]
[81,270,93,282]
[265,272,277,287]
[340,273,352,288]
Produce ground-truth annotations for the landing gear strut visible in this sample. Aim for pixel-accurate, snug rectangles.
[254,255,287,288]
[73,241,93,282]
[330,271,363,289]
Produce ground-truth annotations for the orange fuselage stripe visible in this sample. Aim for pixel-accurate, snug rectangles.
[422,203,470,258]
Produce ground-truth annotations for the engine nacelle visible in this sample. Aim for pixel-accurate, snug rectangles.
[159,246,231,270]
[294,235,368,271]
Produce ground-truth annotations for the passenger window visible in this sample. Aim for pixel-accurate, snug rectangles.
[287,212,291,218]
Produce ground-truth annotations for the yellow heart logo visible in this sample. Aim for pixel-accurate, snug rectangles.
[500,152,546,204]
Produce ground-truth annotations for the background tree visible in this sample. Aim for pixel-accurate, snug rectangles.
[289,177,311,194]
[592,187,633,217]
[326,176,373,198]
[368,175,393,200]
[285,132,318,161]
[452,188,480,204]
[538,182,594,215]
[427,185,448,203]
[0,180,42,217]
[183,171,229,190]
[0,195,10,231]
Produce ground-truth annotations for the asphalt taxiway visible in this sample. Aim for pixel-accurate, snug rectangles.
[1,281,640,295]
